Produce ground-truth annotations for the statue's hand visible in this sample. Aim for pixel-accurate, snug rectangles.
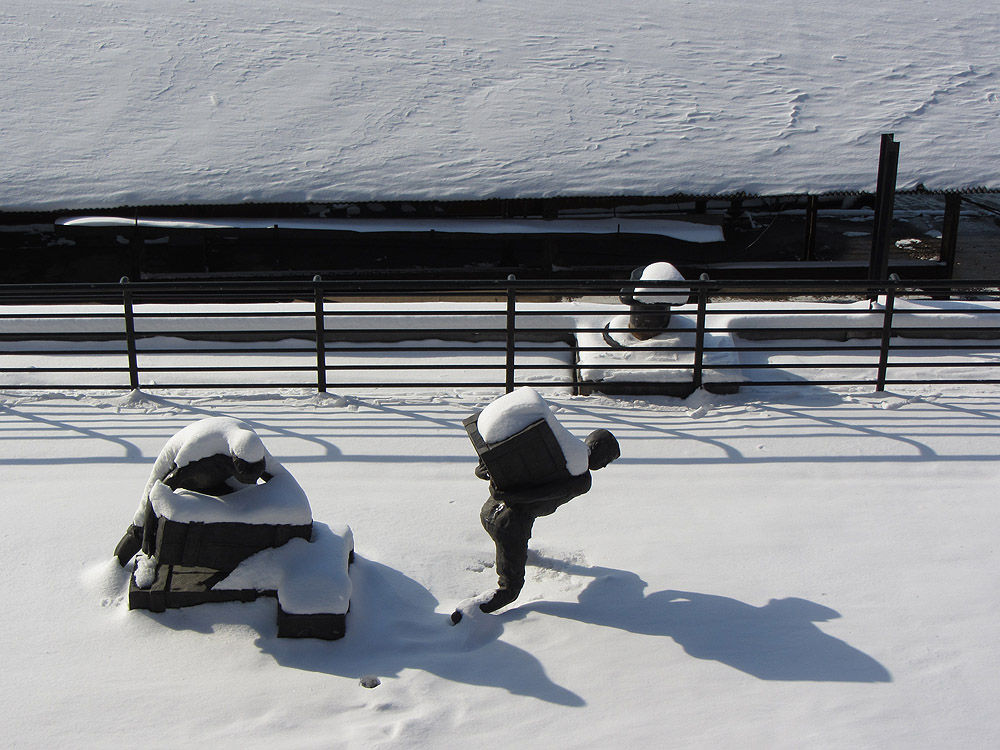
[114,525,143,566]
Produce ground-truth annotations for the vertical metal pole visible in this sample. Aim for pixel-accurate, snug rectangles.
[875,274,899,392]
[505,275,516,393]
[868,133,900,284]
[313,275,327,393]
[121,276,140,391]
[692,274,709,389]
[940,193,962,278]
[803,195,818,261]
[724,197,745,231]
[273,224,280,269]
[131,209,143,281]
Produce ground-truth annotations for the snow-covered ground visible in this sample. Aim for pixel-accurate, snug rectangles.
[2,382,998,748]
[3,1,998,210]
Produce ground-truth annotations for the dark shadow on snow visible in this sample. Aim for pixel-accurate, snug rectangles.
[511,557,892,683]
[135,554,584,706]
[0,402,144,459]
[552,393,1000,467]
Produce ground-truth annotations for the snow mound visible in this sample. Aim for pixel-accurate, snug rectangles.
[477,387,589,476]
[112,389,163,412]
[82,558,131,609]
[217,522,354,615]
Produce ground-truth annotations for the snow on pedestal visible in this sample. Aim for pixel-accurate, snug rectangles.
[576,313,743,397]
[577,261,739,395]
[218,522,354,616]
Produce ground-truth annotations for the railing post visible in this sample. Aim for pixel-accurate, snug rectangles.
[868,133,900,286]
[121,276,140,391]
[313,275,327,393]
[940,193,962,278]
[692,273,710,389]
[802,195,818,261]
[505,274,516,393]
[875,274,899,392]
[130,209,143,281]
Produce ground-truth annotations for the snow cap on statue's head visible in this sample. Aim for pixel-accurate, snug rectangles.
[172,416,267,468]
[633,261,689,305]
[226,424,266,462]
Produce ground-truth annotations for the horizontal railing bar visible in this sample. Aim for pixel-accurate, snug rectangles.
[0,313,125,320]
[5,280,1000,297]
[0,383,135,390]
[134,330,518,338]
[5,345,997,358]
[0,349,131,356]
[882,377,1000,384]
[0,367,131,373]
[506,305,1000,316]
[132,382,517,390]
[130,309,511,318]
[137,364,522,373]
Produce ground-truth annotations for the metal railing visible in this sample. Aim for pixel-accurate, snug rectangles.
[2,276,1000,394]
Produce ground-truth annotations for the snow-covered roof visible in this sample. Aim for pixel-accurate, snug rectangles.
[4,1,997,211]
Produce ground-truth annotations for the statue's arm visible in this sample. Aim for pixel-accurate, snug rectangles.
[493,472,592,505]
[475,459,490,480]
[114,524,143,566]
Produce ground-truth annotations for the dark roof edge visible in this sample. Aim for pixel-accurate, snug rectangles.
[2,187,998,222]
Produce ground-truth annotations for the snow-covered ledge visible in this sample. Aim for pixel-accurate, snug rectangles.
[217,523,354,617]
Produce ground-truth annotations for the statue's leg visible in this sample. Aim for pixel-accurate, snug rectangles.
[480,506,533,613]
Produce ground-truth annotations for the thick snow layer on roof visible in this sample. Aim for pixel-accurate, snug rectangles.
[2,1,997,211]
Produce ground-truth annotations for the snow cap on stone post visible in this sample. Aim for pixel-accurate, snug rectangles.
[632,262,689,306]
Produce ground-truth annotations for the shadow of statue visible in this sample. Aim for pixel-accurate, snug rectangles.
[136,553,583,706]
[513,560,891,683]
[260,555,585,705]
